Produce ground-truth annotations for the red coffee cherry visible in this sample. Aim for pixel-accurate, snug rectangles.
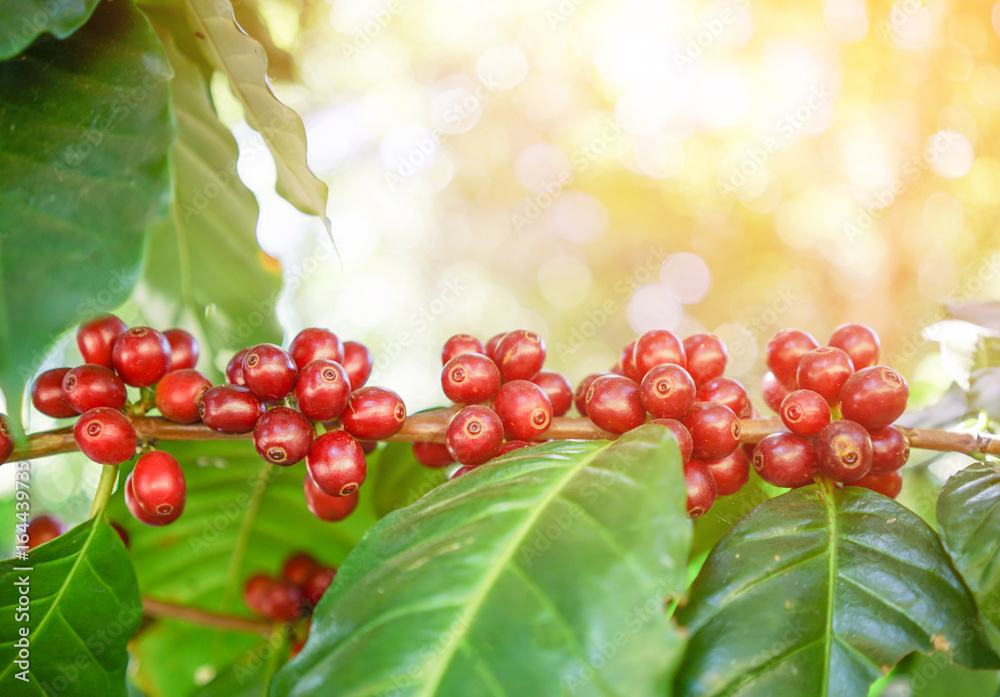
[110,521,130,548]
[485,332,507,364]
[868,425,910,475]
[765,329,819,389]
[163,328,200,371]
[131,450,186,517]
[585,375,645,434]
[74,408,137,465]
[155,369,212,424]
[243,573,273,615]
[640,364,696,419]
[574,373,608,417]
[199,385,265,434]
[341,341,374,390]
[441,353,501,405]
[620,340,643,382]
[702,449,750,496]
[124,473,183,526]
[282,552,319,587]
[634,329,686,378]
[412,442,454,468]
[840,366,909,429]
[682,402,741,461]
[262,580,304,622]
[829,323,880,370]
[450,464,476,479]
[306,431,367,497]
[340,387,407,440]
[242,344,298,401]
[531,372,573,417]
[289,328,344,371]
[303,475,359,521]
[302,566,337,606]
[493,380,553,440]
[442,334,485,364]
[62,364,127,413]
[752,433,818,488]
[226,349,249,386]
[779,389,831,437]
[495,330,546,382]
[26,515,66,550]
[853,471,903,498]
[796,347,854,405]
[446,406,505,466]
[77,313,127,369]
[112,327,172,387]
[295,360,351,421]
[816,420,873,483]
[649,418,694,462]
[683,333,728,386]
[1,416,14,464]
[684,460,717,519]
[695,377,751,418]
[254,407,314,466]
[498,440,533,456]
[31,368,77,418]
[761,371,791,414]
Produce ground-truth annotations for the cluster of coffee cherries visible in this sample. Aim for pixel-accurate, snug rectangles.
[413,329,749,518]
[20,313,393,526]
[243,551,336,624]
[753,324,910,497]
[23,512,129,549]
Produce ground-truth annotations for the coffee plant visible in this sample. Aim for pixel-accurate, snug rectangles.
[3,3,1000,697]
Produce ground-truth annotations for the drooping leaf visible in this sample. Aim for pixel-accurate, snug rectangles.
[675,484,999,697]
[271,425,691,697]
[937,462,1000,629]
[0,0,102,60]
[0,517,141,696]
[0,0,174,430]
[142,32,281,358]
[108,438,379,696]
[180,0,332,236]
[368,441,448,518]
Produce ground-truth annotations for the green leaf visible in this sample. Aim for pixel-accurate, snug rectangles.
[0,0,174,430]
[192,630,288,697]
[676,484,999,697]
[938,462,1000,628]
[0,0,102,60]
[108,439,378,696]
[180,0,332,235]
[368,442,447,518]
[0,516,141,696]
[271,425,691,697]
[143,31,281,357]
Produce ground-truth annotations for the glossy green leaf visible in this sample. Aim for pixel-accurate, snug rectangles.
[192,630,288,697]
[0,517,141,696]
[938,462,1000,629]
[676,484,999,697]
[108,439,378,696]
[0,0,174,430]
[0,0,102,60]
[180,0,332,235]
[368,441,448,518]
[143,32,281,357]
[271,425,691,697]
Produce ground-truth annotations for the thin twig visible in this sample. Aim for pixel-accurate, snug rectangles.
[8,413,1000,462]
[142,597,274,634]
